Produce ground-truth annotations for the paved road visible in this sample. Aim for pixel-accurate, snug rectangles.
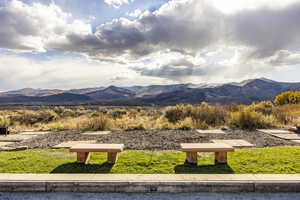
[0,193,299,200]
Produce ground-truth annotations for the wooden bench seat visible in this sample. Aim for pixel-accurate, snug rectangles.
[70,144,124,164]
[180,143,234,165]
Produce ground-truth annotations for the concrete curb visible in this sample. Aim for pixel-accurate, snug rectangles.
[0,174,299,193]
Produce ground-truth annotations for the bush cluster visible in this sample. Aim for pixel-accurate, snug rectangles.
[164,103,228,128]
[274,91,300,105]
[229,110,271,130]
[0,116,10,128]
[11,109,59,125]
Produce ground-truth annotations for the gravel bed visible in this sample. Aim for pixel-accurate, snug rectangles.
[12,129,299,150]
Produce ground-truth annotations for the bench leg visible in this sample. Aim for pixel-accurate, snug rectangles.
[185,152,197,165]
[215,152,227,164]
[107,152,118,164]
[77,152,90,164]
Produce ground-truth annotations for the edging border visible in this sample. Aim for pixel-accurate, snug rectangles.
[0,174,299,193]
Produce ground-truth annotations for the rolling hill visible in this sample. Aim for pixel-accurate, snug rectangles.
[0,78,299,105]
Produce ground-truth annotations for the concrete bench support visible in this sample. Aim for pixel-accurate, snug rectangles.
[70,144,124,164]
[186,152,198,164]
[181,143,234,165]
[215,152,227,164]
[77,152,90,164]
[107,152,118,164]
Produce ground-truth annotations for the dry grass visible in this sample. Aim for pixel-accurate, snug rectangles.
[1,102,300,131]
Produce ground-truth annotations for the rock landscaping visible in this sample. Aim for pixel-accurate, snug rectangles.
[8,129,299,150]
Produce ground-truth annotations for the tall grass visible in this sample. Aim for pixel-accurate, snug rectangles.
[2,102,300,131]
[229,110,272,130]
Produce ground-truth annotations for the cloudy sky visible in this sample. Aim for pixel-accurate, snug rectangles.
[1,0,300,91]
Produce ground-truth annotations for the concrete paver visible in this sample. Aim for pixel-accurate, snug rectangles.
[269,134,300,140]
[257,129,294,134]
[52,140,97,149]
[211,139,254,147]
[196,129,226,134]
[81,131,111,135]
[18,131,51,135]
[0,142,14,147]
[0,174,299,181]
[292,140,300,144]
[0,134,37,142]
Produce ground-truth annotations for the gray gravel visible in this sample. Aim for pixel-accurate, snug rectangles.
[12,129,299,150]
[0,192,299,200]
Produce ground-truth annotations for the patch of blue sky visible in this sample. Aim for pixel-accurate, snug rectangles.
[19,0,170,29]
[0,48,85,61]
[1,0,170,59]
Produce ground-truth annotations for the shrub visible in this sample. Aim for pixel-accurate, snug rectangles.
[164,105,186,123]
[125,124,145,131]
[249,101,274,115]
[0,116,10,128]
[12,109,59,125]
[228,110,271,129]
[153,117,173,130]
[224,104,244,112]
[164,104,228,127]
[37,109,59,123]
[274,91,300,105]
[175,117,193,130]
[111,109,127,119]
[190,104,228,126]
[82,114,113,131]
[271,106,296,125]
[192,120,209,129]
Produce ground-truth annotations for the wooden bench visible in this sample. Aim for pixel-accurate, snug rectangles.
[180,143,234,164]
[70,144,124,164]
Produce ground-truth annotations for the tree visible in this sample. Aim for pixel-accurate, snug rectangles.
[274,91,300,105]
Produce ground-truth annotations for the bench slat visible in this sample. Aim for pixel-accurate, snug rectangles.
[70,144,124,153]
[180,143,234,152]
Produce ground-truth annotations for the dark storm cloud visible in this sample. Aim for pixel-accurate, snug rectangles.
[2,0,300,77]
[229,2,300,59]
[51,0,300,64]
[48,0,224,59]
[0,3,42,51]
[131,58,222,80]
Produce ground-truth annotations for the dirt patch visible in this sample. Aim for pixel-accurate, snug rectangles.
[11,129,299,150]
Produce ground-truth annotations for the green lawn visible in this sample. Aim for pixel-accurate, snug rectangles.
[0,146,299,174]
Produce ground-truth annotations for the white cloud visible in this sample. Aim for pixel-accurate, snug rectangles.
[211,0,299,14]
[1,0,300,85]
[0,54,173,91]
[128,9,142,17]
[104,0,133,8]
[0,0,91,52]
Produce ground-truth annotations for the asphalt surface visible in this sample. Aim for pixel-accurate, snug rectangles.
[0,193,299,200]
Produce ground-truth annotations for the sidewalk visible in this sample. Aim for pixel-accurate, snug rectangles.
[0,174,300,193]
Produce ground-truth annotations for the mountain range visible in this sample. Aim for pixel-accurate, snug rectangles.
[0,78,300,105]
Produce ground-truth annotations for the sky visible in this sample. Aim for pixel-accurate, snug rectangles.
[1,0,300,91]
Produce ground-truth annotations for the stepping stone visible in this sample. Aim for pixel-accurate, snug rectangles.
[18,131,51,135]
[211,139,254,148]
[0,142,14,147]
[81,131,111,135]
[196,129,226,134]
[52,140,97,149]
[0,146,28,151]
[257,129,293,134]
[0,134,37,142]
[269,134,300,140]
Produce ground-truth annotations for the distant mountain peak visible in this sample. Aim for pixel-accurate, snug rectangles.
[1,78,300,105]
[257,77,277,83]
